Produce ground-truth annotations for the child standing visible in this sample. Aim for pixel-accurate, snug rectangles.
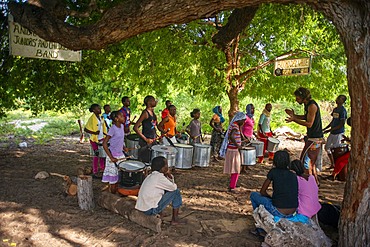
[102,104,112,130]
[219,111,246,192]
[210,106,225,162]
[84,104,107,178]
[133,95,158,163]
[290,159,321,218]
[135,156,186,225]
[102,111,127,193]
[186,108,203,145]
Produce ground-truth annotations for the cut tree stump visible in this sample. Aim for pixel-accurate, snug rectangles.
[77,175,94,210]
[98,191,162,233]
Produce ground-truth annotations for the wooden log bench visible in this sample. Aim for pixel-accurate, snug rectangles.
[97,191,162,233]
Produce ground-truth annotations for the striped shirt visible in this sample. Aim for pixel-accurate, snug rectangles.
[227,122,241,149]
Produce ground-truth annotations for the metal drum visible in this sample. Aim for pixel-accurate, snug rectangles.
[267,137,280,153]
[89,143,106,158]
[250,140,264,157]
[118,160,146,187]
[174,143,194,169]
[176,133,189,144]
[193,144,211,167]
[331,144,350,161]
[125,134,140,158]
[151,145,178,167]
[240,147,256,166]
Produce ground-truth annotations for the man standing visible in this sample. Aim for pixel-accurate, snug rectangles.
[323,95,347,168]
[285,87,323,185]
[119,96,131,135]
[257,103,274,160]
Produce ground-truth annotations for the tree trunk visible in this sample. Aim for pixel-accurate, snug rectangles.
[77,175,94,210]
[227,85,239,120]
[310,1,370,246]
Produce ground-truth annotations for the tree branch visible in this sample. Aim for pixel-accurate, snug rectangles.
[8,0,318,51]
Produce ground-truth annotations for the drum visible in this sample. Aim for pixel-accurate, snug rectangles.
[267,137,280,153]
[331,144,350,161]
[151,145,178,167]
[240,147,256,166]
[250,140,264,157]
[176,133,189,144]
[125,134,140,158]
[193,144,211,167]
[174,143,194,169]
[89,143,106,158]
[118,160,146,187]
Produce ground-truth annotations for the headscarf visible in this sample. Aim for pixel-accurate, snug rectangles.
[212,106,225,123]
[219,111,246,158]
[246,104,254,119]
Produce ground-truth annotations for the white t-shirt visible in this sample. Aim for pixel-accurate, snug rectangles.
[96,115,104,141]
[135,171,177,211]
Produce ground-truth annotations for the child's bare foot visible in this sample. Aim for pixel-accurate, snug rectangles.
[170,218,187,225]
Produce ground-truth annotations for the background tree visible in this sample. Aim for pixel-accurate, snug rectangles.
[5,1,370,245]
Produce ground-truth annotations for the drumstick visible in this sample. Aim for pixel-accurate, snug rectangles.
[50,172,67,178]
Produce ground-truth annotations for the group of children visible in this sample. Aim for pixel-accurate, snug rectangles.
[250,150,321,236]
[84,96,194,224]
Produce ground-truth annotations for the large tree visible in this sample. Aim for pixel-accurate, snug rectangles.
[8,1,370,246]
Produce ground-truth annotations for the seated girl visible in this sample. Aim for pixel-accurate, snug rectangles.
[250,150,298,218]
[290,159,321,219]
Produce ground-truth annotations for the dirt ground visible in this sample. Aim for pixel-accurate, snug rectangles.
[0,135,344,247]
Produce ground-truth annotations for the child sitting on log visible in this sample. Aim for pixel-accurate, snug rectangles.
[250,150,298,235]
[135,156,186,225]
[290,159,321,219]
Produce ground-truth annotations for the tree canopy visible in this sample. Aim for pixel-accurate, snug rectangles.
[1,2,347,116]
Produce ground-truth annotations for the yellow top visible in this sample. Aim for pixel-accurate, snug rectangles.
[85,114,107,142]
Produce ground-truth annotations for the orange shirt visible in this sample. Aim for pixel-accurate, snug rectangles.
[164,115,176,136]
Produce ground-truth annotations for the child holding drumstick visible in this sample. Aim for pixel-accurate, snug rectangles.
[102,111,128,193]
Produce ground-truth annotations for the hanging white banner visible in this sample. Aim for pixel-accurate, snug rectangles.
[8,14,81,62]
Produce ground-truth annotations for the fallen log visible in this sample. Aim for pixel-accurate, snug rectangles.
[97,191,162,233]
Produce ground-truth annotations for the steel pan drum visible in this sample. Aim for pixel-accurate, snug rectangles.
[193,144,211,167]
[118,160,146,187]
[331,144,350,161]
[250,140,264,157]
[125,134,140,158]
[151,145,178,167]
[240,147,256,166]
[174,143,194,169]
[267,137,280,153]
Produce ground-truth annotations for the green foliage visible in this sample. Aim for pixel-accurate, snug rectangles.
[234,4,347,102]
[0,2,348,120]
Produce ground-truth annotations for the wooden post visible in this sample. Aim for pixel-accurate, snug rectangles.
[98,191,162,232]
[77,175,94,210]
